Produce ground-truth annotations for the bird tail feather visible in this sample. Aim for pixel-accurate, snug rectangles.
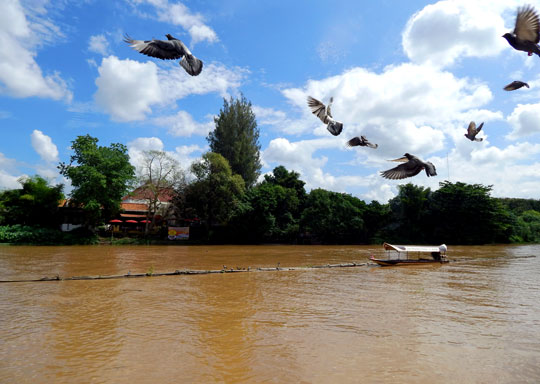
[180,54,203,76]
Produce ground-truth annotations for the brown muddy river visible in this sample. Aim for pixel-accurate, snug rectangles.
[1,244,539,383]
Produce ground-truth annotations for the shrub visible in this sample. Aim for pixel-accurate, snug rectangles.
[0,225,97,245]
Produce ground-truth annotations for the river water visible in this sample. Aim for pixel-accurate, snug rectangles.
[1,244,539,383]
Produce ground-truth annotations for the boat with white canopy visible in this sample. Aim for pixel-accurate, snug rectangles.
[369,243,448,266]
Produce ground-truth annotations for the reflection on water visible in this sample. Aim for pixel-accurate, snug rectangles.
[1,244,540,383]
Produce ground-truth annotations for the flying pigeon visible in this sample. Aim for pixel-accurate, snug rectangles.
[503,80,530,91]
[307,96,343,136]
[123,33,203,76]
[347,136,378,149]
[380,153,437,180]
[502,6,540,57]
[464,121,484,142]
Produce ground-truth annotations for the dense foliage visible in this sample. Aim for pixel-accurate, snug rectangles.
[385,182,515,245]
[179,152,245,238]
[227,166,304,243]
[0,176,64,227]
[207,95,261,187]
[58,135,135,226]
[0,225,97,245]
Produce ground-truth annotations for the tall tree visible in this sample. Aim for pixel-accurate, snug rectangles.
[207,94,261,187]
[58,135,135,226]
[429,181,512,244]
[388,183,432,243]
[0,175,64,227]
[181,152,245,236]
[135,150,184,234]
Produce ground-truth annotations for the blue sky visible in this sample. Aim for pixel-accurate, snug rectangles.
[3,0,540,202]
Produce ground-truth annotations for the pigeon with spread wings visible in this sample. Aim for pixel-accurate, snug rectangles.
[124,34,203,76]
[502,6,540,57]
[503,81,530,91]
[464,121,484,142]
[380,153,437,180]
[307,96,343,136]
[347,136,378,149]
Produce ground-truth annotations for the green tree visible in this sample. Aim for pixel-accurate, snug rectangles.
[207,95,261,187]
[506,210,540,243]
[58,135,135,226]
[497,198,540,215]
[387,183,432,243]
[263,165,307,205]
[182,152,245,236]
[429,181,511,244]
[225,166,305,243]
[0,175,64,227]
[230,182,300,243]
[300,189,366,244]
[363,200,392,244]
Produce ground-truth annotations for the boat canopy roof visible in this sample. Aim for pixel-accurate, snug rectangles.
[383,243,447,253]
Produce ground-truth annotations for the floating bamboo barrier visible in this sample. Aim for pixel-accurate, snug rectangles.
[0,262,368,283]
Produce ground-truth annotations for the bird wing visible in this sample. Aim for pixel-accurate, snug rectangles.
[361,136,378,149]
[389,155,409,163]
[347,137,362,147]
[475,122,484,133]
[124,34,185,60]
[180,54,203,76]
[504,81,530,90]
[424,162,437,177]
[327,97,334,118]
[381,161,422,180]
[467,121,477,136]
[307,96,329,123]
[504,81,520,91]
[514,6,540,44]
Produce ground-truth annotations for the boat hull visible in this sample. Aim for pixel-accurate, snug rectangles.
[370,257,448,267]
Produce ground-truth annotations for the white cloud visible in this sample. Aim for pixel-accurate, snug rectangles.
[88,34,110,56]
[131,0,218,45]
[252,105,313,135]
[0,152,23,190]
[0,171,21,190]
[94,56,163,122]
[128,137,164,152]
[402,0,508,67]
[362,182,395,203]
[127,136,164,167]
[174,144,204,174]
[262,137,401,198]
[94,56,246,123]
[0,0,72,101]
[153,110,214,137]
[31,129,58,162]
[160,62,247,100]
[471,142,540,163]
[263,137,358,191]
[127,137,203,177]
[506,103,540,138]
[280,64,491,156]
[435,141,540,198]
